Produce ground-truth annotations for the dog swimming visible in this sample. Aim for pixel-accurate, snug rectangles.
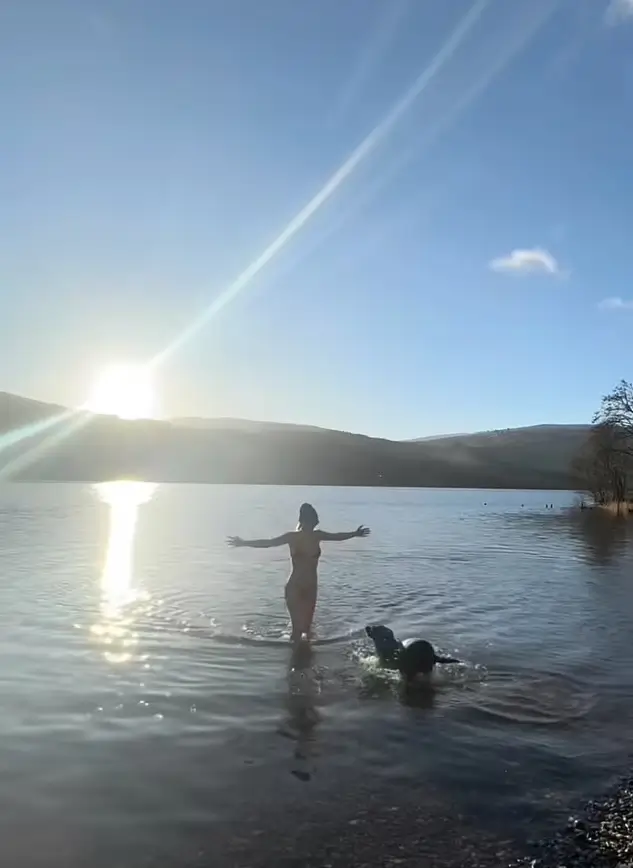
[365,625,460,682]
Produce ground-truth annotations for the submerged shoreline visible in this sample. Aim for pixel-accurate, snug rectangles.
[513,775,633,868]
[10,774,633,867]
[201,776,633,868]
[200,789,521,868]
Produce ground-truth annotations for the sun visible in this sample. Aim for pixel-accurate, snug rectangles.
[85,364,155,420]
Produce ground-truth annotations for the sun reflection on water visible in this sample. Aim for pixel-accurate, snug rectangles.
[91,481,157,664]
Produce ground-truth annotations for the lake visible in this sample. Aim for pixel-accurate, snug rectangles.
[1,484,633,867]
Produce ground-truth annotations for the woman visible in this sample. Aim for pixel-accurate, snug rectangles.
[228,502,370,643]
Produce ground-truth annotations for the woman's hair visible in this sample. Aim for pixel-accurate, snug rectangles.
[297,502,319,531]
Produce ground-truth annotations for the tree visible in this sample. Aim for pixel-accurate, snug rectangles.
[574,380,633,510]
[572,423,626,505]
[593,379,633,460]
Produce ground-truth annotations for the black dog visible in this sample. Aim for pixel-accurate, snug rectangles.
[365,625,459,681]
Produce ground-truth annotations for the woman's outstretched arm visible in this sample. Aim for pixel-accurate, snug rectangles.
[318,526,370,542]
[227,533,292,549]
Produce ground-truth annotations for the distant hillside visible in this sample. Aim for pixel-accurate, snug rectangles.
[409,433,468,442]
[171,417,337,436]
[0,391,67,425]
[0,392,589,489]
[412,424,590,444]
[407,424,591,483]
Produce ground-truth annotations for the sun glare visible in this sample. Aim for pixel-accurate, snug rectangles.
[85,364,155,420]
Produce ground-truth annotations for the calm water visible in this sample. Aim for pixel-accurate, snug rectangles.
[1,484,633,866]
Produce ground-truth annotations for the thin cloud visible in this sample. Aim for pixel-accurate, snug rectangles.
[606,0,633,25]
[598,296,633,310]
[489,247,562,276]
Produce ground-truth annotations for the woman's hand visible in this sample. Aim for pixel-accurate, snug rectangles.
[227,536,245,547]
[355,525,371,538]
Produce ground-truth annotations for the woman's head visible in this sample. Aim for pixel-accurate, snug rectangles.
[297,502,319,531]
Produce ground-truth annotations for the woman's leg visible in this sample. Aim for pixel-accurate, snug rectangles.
[285,584,303,643]
[285,583,317,642]
[301,591,317,640]
[294,588,317,640]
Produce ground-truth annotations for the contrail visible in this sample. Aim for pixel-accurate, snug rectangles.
[319,0,561,231]
[151,0,490,368]
[220,0,560,295]
[329,0,413,125]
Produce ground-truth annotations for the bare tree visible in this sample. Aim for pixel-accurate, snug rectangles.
[593,379,633,460]
[573,424,626,505]
[574,380,633,511]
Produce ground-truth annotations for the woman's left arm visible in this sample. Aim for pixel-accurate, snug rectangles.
[318,526,370,542]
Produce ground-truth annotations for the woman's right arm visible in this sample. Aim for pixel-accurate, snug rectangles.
[227,533,292,549]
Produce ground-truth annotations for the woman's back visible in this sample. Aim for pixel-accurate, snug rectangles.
[289,529,321,574]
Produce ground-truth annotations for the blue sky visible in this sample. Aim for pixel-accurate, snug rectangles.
[1,0,632,439]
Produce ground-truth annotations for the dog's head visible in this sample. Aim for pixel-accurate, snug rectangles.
[365,624,401,657]
[365,624,396,641]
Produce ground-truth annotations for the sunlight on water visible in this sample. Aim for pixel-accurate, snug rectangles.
[91,481,157,664]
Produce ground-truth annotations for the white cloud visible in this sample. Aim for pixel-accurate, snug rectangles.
[489,247,562,277]
[598,296,633,310]
[606,0,633,25]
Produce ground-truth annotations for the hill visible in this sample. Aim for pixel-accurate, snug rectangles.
[0,392,589,488]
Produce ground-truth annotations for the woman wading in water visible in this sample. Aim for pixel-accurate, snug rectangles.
[228,503,370,642]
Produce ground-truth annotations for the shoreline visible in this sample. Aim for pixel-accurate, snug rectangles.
[203,791,523,868]
[513,774,633,867]
[202,776,633,868]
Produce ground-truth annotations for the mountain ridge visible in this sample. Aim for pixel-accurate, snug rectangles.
[0,391,589,489]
